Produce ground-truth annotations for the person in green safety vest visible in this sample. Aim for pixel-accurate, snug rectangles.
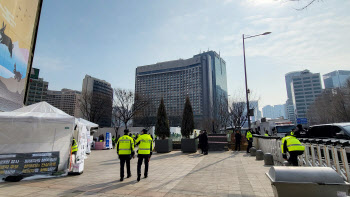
[281,131,305,166]
[71,137,78,154]
[112,136,116,149]
[264,131,269,137]
[246,130,253,153]
[117,129,135,182]
[135,129,153,182]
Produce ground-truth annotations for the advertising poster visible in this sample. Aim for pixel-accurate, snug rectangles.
[0,0,42,111]
[0,152,59,179]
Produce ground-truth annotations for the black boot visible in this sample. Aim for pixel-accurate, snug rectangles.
[137,175,141,182]
[144,174,148,178]
[127,174,132,178]
[120,177,124,182]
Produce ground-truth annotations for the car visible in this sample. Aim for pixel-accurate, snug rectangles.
[307,123,350,139]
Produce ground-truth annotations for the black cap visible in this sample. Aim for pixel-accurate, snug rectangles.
[124,129,129,134]
[142,129,147,134]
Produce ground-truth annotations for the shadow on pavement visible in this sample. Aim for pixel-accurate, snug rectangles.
[150,151,182,161]
[59,179,136,196]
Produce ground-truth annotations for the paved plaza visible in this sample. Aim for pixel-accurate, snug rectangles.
[0,150,274,197]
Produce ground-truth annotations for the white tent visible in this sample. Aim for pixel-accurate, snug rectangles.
[0,102,75,174]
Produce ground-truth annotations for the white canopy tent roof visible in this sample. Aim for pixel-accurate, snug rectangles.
[0,101,75,172]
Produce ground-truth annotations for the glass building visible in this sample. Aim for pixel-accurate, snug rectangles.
[134,51,228,128]
[323,70,350,89]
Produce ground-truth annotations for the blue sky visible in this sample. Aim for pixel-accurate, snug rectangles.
[33,0,350,110]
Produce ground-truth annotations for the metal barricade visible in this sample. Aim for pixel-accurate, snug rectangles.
[253,136,350,182]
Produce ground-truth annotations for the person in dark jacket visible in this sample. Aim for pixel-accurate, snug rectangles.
[202,130,209,155]
[195,130,204,154]
[234,130,242,151]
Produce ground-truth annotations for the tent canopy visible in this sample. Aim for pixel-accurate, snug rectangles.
[0,101,73,123]
[75,118,99,130]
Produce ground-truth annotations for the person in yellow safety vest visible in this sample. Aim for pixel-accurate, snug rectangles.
[117,129,135,182]
[132,134,135,139]
[264,131,269,137]
[281,131,305,166]
[112,136,116,149]
[135,129,153,182]
[71,138,78,154]
[246,130,253,153]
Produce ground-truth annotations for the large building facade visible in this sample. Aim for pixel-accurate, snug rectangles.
[262,104,286,119]
[25,68,48,106]
[46,89,81,116]
[323,70,350,89]
[284,71,303,123]
[291,70,323,121]
[134,51,228,128]
[81,75,113,127]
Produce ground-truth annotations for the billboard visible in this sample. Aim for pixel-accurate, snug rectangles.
[0,0,42,111]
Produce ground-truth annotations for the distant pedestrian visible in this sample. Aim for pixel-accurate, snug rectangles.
[202,130,209,155]
[195,130,204,154]
[264,131,269,137]
[135,129,153,182]
[117,129,135,182]
[234,130,241,151]
[246,130,253,153]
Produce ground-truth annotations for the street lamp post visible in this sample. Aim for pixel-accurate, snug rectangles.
[242,32,271,130]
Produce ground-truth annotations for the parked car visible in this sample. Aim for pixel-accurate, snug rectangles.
[307,123,350,139]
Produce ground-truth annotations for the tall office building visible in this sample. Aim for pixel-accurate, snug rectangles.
[285,71,303,123]
[46,89,81,116]
[81,75,113,127]
[250,100,262,122]
[134,51,228,127]
[291,70,322,121]
[262,104,286,119]
[323,70,350,89]
[25,68,48,106]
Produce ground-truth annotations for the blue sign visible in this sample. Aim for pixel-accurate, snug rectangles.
[106,132,111,149]
[297,118,308,124]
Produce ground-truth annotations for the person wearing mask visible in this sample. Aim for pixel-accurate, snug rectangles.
[246,130,253,153]
[281,131,305,166]
[135,129,153,182]
[234,130,242,151]
[116,129,135,182]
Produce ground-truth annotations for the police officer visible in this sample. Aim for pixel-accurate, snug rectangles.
[71,137,78,154]
[281,131,305,166]
[117,129,135,182]
[135,129,153,182]
[246,130,253,153]
[264,131,269,137]
[112,135,116,149]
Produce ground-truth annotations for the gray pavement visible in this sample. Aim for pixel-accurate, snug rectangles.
[0,150,275,197]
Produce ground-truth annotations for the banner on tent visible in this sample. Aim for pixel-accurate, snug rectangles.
[0,151,59,177]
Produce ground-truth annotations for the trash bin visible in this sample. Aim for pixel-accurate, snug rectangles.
[266,166,350,197]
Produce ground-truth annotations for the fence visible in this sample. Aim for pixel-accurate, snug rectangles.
[253,135,350,182]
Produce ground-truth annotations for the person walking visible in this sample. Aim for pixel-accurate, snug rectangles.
[234,130,242,151]
[246,130,253,153]
[135,129,153,182]
[116,129,135,182]
[112,135,116,149]
[202,130,209,155]
[281,131,305,166]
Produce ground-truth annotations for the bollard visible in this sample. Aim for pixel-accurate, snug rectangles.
[250,147,257,156]
[264,153,274,165]
[256,150,264,160]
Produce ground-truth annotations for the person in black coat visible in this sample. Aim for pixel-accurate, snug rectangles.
[234,130,242,151]
[202,130,209,155]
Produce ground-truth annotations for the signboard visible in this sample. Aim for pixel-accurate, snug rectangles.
[297,118,308,124]
[105,132,112,149]
[0,0,42,111]
[0,152,59,178]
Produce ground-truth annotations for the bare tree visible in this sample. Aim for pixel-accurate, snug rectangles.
[77,91,112,124]
[112,106,123,137]
[307,79,350,125]
[289,0,319,10]
[217,94,229,131]
[113,88,150,129]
